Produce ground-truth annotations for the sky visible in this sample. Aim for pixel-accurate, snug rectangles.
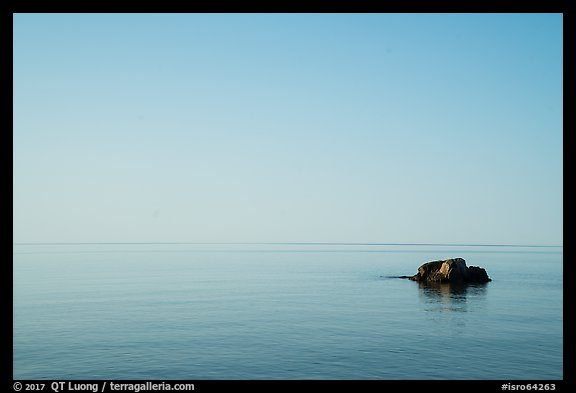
[12,13,563,245]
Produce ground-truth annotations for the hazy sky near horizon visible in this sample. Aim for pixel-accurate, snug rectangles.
[13,13,562,245]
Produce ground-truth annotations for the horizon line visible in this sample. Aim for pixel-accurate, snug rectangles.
[12,241,563,248]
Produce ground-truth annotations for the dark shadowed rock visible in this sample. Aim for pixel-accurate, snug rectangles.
[467,265,491,283]
[407,258,491,283]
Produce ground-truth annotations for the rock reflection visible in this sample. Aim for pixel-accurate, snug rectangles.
[418,282,488,313]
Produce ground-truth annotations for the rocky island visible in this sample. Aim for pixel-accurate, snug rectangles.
[404,258,491,283]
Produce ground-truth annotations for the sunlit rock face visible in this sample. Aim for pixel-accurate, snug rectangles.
[409,258,491,283]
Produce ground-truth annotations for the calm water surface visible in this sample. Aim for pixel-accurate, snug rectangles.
[13,244,563,379]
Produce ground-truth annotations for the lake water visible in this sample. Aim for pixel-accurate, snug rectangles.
[13,243,563,380]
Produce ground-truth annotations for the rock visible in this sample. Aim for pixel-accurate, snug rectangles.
[467,265,491,283]
[408,258,491,283]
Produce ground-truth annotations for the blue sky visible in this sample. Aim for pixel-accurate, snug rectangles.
[13,13,563,244]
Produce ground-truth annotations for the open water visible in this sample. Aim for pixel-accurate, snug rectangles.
[13,243,563,379]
